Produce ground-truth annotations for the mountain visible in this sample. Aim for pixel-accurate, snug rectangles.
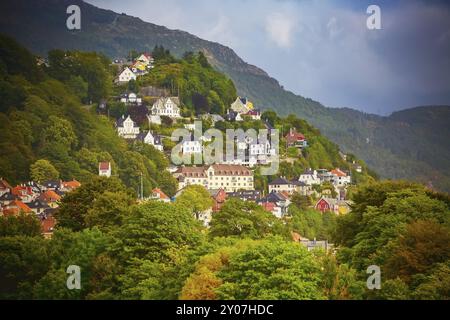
[1,0,449,192]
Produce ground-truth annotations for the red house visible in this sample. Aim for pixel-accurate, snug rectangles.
[210,188,227,212]
[285,128,307,148]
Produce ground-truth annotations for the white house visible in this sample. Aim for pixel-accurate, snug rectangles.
[182,134,202,154]
[136,131,163,151]
[136,53,154,66]
[116,115,140,139]
[120,92,142,105]
[151,97,181,118]
[330,169,351,186]
[117,67,136,83]
[99,162,111,178]
[230,97,251,114]
[299,169,321,186]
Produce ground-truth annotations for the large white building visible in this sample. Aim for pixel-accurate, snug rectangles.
[116,115,139,139]
[151,97,181,118]
[174,164,254,192]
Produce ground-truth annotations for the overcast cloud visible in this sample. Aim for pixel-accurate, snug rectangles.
[86,0,450,115]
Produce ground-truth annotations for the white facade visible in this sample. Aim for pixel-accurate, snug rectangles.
[182,140,202,154]
[299,170,321,186]
[117,115,139,139]
[118,67,136,83]
[140,131,163,151]
[120,92,142,105]
[151,97,181,118]
[175,165,254,192]
[99,162,111,178]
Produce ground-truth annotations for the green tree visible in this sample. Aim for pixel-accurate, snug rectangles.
[209,198,288,239]
[30,159,59,183]
[0,214,42,237]
[175,185,213,219]
[56,176,131,231]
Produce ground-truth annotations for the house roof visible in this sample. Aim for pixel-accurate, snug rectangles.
[10,200,32,213]
[209,164,252,176]
[331,168,347,177]
[152,188,169,200]
[285,129,306,143]
[40,190,61,202]
[11,186,33,197]
[175,166,207,178]
[99,162,111,171]
[261,202,276,212]
[269,177,291,185]
[226,190,262,201]
[0,179,12,190]
[42,180,61,189]
[116,115,136,127]
[62,180,81,189]
[28,199,50,209]
[152,97,180,110]
[0,192,17,201]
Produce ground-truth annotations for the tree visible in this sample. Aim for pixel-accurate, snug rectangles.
[383,220,450,283]
[56,176,131,231]
[0,236,50,299]
[112,201,203,263]
[84,191,134,231]
[0,214,42,237]
[30,159,59,183]
[175,185,213,220]
[185,238,326,300]
[209,198,288,239]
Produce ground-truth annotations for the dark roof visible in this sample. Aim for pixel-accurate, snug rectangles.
[0,192,17,201]
[269,177,290,185]
[28,199,50,209]
[225,110,239,121]
[42,180,61,189]
[227,190,262,201]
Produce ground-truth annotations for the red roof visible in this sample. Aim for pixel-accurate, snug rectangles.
[285,129,305,144]
[41,215,56,234]
[331,168,347,177]
[0,179,12,190]
[41,190,61,202]
[99,162,111,171]
[152,188,169,200]
[11,186,33,197]
[8,200,32,214]
[261,202,276,212]
[62,180,81,189]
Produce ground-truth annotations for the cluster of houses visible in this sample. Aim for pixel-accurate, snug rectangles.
[115,53,154,83]
[0,178,81,237]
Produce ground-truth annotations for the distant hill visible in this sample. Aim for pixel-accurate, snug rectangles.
[1,0,449,192]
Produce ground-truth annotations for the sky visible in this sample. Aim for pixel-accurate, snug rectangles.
[86,0,450,115]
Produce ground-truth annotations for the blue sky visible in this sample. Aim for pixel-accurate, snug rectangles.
[86,0,450,115]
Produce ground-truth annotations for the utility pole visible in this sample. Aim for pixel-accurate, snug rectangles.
[140,171,144,200]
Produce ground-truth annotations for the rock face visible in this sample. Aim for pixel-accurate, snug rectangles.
[1,0,449,192]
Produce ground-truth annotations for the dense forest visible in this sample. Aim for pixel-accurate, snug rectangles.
[0,34,449,300]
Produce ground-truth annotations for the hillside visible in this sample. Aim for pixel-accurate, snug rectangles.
[0,0,449,191]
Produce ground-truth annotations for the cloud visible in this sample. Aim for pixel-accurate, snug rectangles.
[265,12,297,48]
[85,0,450,115]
